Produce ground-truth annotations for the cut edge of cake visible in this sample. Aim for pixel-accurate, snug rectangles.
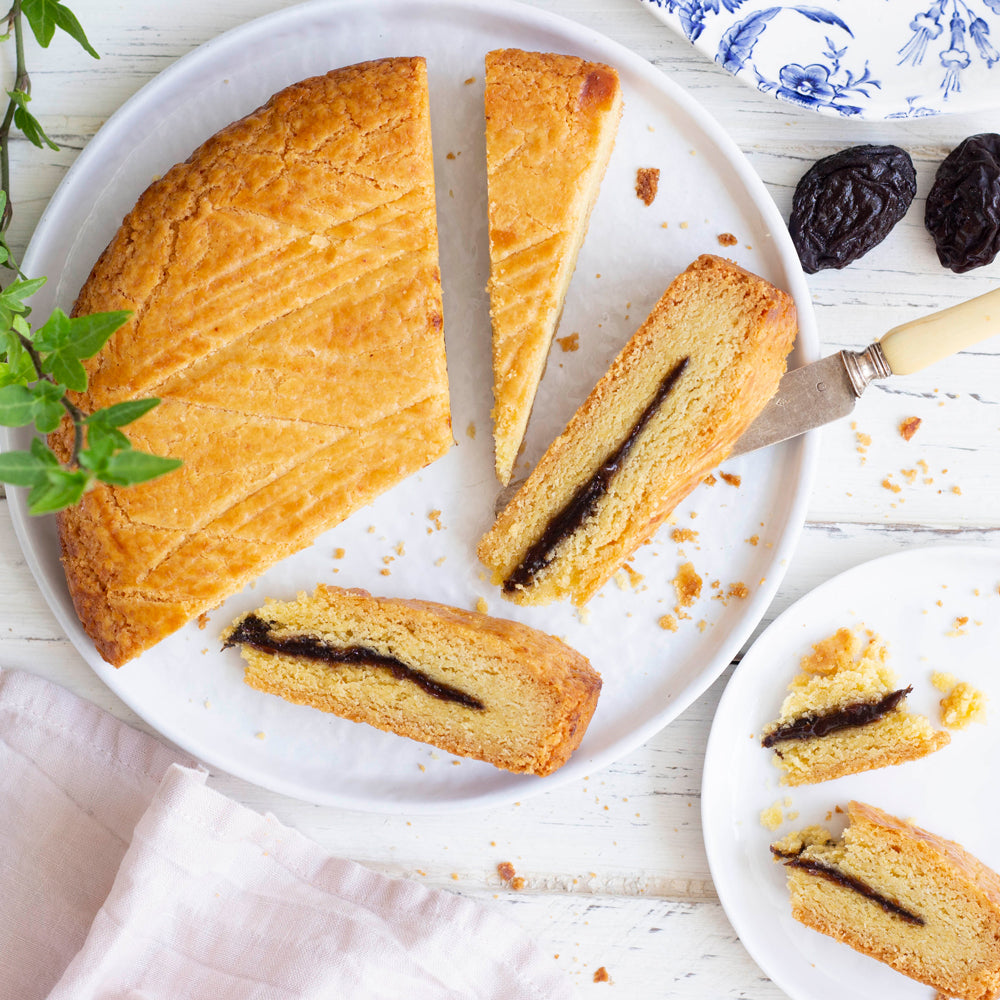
[478,254,797,607]
[222,584,602,777]
[772,800,1000,1000]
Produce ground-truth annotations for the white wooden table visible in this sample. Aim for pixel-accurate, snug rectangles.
[4,1,999,995]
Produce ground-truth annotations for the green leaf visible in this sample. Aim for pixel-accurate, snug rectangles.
[88,397,160,428]
[0,448,51,487]
[1,275,47,313]
[34,309,129,392]
[8,90,59,151]
[27,467,91,514]
[35,308,131,360]
[0,383,38,426]
[28,380,68,433]
[100,448,182,487]
[22,0,99,57]
[30,436,60,467]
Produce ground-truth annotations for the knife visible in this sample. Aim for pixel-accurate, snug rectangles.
[730,286,1000,457]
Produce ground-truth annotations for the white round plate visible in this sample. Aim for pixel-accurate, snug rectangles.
[8,0,816,811]
[639,0,1000,120]
[703,544,1000,999]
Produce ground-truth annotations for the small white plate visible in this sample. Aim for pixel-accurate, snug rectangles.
[703,544,1000,999]
[8,0,816,811]
[638,0,1000,120]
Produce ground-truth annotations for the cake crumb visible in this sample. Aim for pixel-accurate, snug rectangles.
[899,416,922,441]
[379,568,391,577]
[476,597,489,615]
[434,556,446,567]
[635,167,660,205]
[673,562,702,608]
[197,612,211,630]
[497,861,519,886]
[658,613,678,632]
[466,421,476,439]
[367,525,376,534]
[947,615,970,637]
[760,801,785,831]
[427,509,444,532]
[900,468,918,484]
[881,476,902,494]
[952,485,963,495]
[464,76,475,85]
[334,547,346,559]
[728,582,749,600]
[703,473,717,486]
[940,681,988,729]
[556,332,579,352]
[697,619,708,632]
[800,626,863,675]
[254,731,266,740]
[395,541,406,556]
[720,470,741,487]
[931,671,958,691]
[671,527,698,544]
[717,232,738,247]
[593,967,610,984]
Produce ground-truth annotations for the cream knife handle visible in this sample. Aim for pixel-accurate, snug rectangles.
[878,287,1000,376]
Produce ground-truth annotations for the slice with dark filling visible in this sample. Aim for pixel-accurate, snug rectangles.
[761,627,949,786]
[478,254,797,606]
[221,585,601,776]
[772,801,1000,1000]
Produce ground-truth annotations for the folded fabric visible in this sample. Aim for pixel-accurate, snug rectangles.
[0,670,576,1000]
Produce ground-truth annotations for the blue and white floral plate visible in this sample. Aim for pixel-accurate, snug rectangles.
[639,0,1000,119]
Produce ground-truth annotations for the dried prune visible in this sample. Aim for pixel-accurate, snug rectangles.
[789,145,916,273]
[925,133,1000,273]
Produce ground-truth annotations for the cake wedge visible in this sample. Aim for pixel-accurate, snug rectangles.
[478,254,797,606]
[222,585,601,776]
[53,58,451,667]
[485,48,622,486]
[761,626,949,785]
[772,801,1000,1000]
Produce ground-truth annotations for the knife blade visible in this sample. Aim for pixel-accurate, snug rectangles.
[729,347,885,457]
[731,285,1000,457]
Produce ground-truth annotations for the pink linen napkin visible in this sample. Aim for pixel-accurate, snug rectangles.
[0,669,576,1000]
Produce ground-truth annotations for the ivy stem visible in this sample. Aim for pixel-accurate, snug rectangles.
[1,0,27,264]
[15,329,87,463]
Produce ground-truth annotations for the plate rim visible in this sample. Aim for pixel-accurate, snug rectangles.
[6,0,818,812]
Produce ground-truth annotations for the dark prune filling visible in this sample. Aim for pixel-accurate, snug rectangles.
[225,614,484,710]
[761,687,911,748]
[774,851,924,926]
[503,356,689,593]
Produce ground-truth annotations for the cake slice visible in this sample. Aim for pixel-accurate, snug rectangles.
[222,585,602,776]
[761,627,950,785]
[485,49,622,486]
[772,801,1000,1000]
[53,58,451,666]
[477,254,797,606]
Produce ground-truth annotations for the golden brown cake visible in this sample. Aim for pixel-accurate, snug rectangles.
[772,801,1000,1000]
[762,627,950,786]
[53,58,452,667]
[485,49,622,486]
[222,585,602,776]
[477,254,797,606]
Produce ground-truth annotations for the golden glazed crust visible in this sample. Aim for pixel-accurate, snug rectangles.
[222,585,602,776]
[485,49,622,485]
[54,58,452,666]
[478,254,797,606]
